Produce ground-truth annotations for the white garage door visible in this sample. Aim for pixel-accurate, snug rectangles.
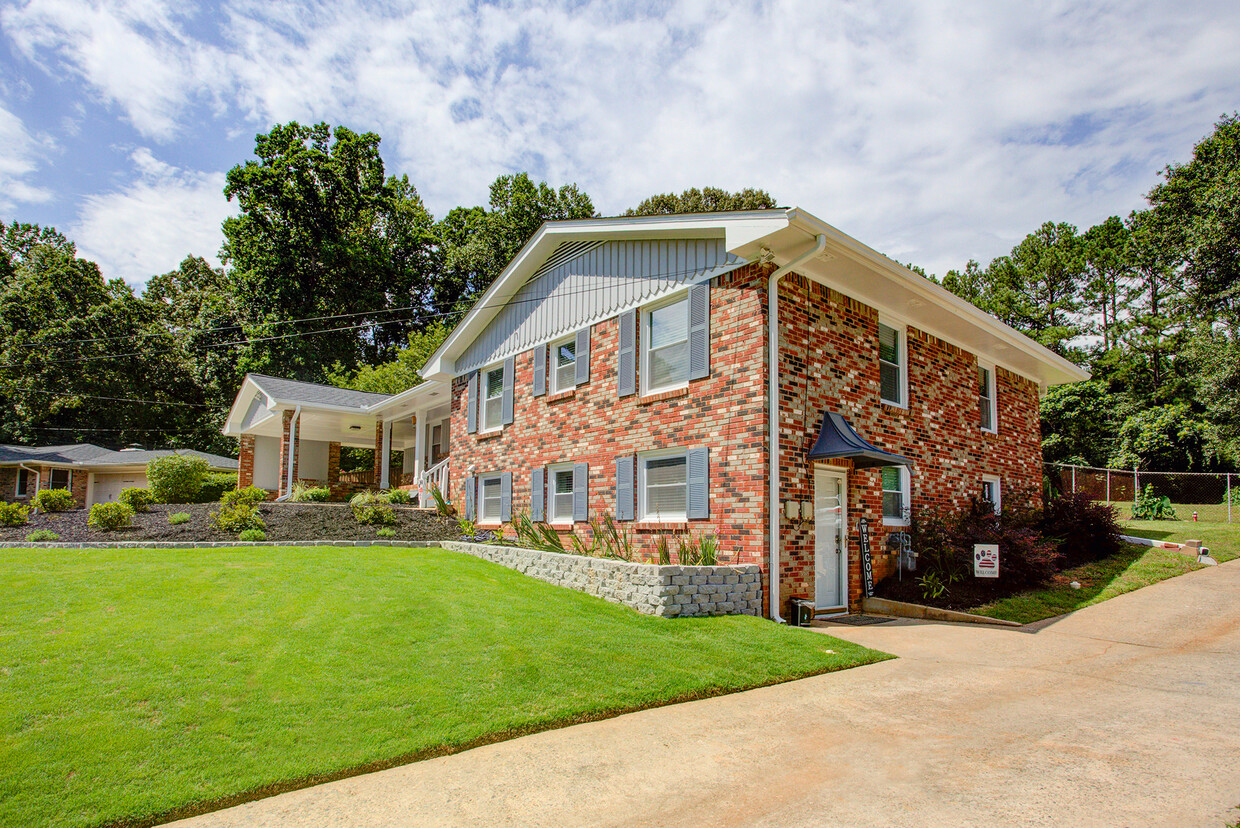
[92,473,147,505]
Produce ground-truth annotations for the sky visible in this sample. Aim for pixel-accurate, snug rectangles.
[1,0,1239,288]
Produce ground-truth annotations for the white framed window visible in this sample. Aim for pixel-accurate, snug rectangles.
[50,468,70,489]
[479,474,503,522]
[15,468,30,497]
[882,465,910,526]
[481,364,505,432]
[547,463,576,523]
[878,321,907,408]
[642,294,690,395]
[638,449,688,522]
[551,336,577,394]
[981,474,1002,514]
[978,364,997,433]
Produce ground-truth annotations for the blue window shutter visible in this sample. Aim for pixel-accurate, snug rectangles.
[500,472,512,522]
[464,475,475,520]
[575,327,590,386]
[466,371,478,434]
[533,344,546,397]
[501,356,515,425]
[617,309,636,397]
[615,455,635,521]
[573,462,588,522]
[687,447,709,519]
[688,282,710,380]
[531,466,545,522]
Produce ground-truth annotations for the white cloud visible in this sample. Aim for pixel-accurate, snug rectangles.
[0,103,52,212]
[72,148,233,285]
[6,0,1240,277]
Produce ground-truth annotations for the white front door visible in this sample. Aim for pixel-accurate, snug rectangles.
[814,467,848,611]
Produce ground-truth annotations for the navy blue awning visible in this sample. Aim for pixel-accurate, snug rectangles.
[808,412,913,469]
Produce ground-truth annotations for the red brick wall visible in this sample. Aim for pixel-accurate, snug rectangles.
[775,275,1042,612]
[238,435,256,489]
[448,264,770,565]
[277,410,298,497]
[0,468,18,502]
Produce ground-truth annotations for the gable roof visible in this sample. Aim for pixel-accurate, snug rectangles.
[246,374,392,411]
[0,443,115,464]
[421,208,1089,388]
[0,444,237,470]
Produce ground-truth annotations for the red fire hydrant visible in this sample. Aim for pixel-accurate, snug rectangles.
[1193,511,1199,522]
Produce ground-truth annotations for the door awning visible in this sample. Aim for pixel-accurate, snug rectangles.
[808,412,913,469]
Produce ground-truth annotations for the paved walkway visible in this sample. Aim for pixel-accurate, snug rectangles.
[177,561,1240,827]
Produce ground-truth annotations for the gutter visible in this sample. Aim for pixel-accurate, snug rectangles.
[768,234,827,623]
[18,463,40,505]
[275,405,301,502]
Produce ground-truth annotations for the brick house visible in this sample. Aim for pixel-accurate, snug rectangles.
[225,207,1086,619]
[0,444,237,507]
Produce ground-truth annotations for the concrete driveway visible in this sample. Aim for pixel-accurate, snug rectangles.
[177,561,1240,828]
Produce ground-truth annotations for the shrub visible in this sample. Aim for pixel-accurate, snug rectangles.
[211,502,265,533]
[198,472,238,503]
[350,491,396,526]
[375,527,396,538]
[88,501,134,531]
[147,454,210,503]
[429,485,454,516]
[26,529,58,542]
[511,511,566,553]
[289,483,330,502]
[678,533,719,566]
[1132,484,1177,520]
[1042,492,1122,567]
[118,487,155,513]
[222,485,268,508]
[238,528,267,542]
[457,518,477,539]
[33,488,76,512]
[168,512,191,525]
[379,488,412,505]
[0,502,29,527]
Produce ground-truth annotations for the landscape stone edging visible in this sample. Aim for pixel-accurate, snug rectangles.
[442,540,763,618]
[4,540,443,549]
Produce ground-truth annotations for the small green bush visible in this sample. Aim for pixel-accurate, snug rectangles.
[88,501,134,531]
[26,529,58,542]
[168,512,191,525]
[198,472,238,503]
[222,485,268,508]
[429,485,454,516]
[147,454,210,503]
[238,528,267,542]
[33,488,76,512]
[118,487,155,513]
[350,491,396,526]
[457,518,477,539]
[212,501,265,533]
[379,489,412,505]
[375,527,396,538]
[289,483,331,502]
[1132,484,1177,520]
[0,502,29,527]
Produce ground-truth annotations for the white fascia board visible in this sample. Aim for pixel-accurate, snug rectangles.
[221,377,268,436]
[786,208,1090,387]
[419,211,790,379]
[367,379,447,418]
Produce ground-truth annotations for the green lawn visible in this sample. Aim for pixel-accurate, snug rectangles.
[0,546,889,827]
[1119,518,1239,562]
[972,543,1215,624]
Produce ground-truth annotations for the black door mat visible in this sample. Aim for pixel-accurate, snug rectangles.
[821,614,896,626]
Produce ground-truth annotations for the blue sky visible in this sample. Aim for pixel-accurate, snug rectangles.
[2,0,1239,286]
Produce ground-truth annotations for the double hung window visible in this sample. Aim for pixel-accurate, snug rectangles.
[552,338,577,394]
[882,466,910,525]
[482,365,504,431]
[639,451,688,522]
[644,296,689,394]
[878,322,906,407]
[480,475,503,522]
[549,465,575,523]
[981,475,1002,514]
[978,365,996,432]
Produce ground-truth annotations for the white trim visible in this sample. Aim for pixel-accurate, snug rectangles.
[479,363,505,434]
[877,318,908,409]
[982,474,1002,514]
[641,291,691,397]
[637,447,689,523]
[549,335,578,395]
[478,473,504,524]
[814,466,849,613]
[546,462,576,525]
[881,465,911,527]
[978,361,998,434]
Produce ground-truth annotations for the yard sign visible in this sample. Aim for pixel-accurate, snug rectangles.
[973,544,999,578]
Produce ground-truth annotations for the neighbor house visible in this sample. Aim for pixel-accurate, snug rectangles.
[0,444,238,507]
[225,207,1087,619]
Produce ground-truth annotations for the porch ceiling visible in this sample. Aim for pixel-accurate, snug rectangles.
[246,409,418,451]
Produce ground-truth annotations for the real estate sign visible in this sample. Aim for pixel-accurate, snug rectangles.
[973,544,999,578]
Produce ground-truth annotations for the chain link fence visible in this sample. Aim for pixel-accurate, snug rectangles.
[1046,463,1236,523]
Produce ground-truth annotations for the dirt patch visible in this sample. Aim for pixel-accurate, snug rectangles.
[0,503,460,545]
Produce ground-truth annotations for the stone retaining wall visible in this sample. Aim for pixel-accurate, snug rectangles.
[442,541,762,618]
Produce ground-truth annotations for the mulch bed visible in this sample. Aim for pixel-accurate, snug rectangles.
[872,572,1019,612]
[0,502,460,545]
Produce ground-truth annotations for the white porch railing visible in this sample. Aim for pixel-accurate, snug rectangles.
[419,457,449,506]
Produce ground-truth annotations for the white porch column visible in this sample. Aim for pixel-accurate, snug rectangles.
[380,419,393,489]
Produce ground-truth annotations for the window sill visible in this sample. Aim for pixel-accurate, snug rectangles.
[880,400,908,411]
[638,387,689,405]
[546,388,576,403]
[476,429,504,442]
[980,427,998,436]
[882,518,910,527]
[631,521,691,531]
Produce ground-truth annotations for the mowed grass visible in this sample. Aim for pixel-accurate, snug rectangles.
[974,536,1232,625]
[0,546,890,827]
[1119,518,1239,562]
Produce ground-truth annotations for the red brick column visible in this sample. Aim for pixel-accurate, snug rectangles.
[70,470,88,507]
[373,421,384,488]
[278,410,299,496]
[238,434,256,488]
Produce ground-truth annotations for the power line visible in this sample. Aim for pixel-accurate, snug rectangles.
[0,385,220,408]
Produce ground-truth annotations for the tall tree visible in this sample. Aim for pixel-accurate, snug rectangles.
[625,186,777,216]
[1081,216,1131,352]
[221,122,439,382]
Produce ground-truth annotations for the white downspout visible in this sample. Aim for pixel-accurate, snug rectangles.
[18,463,39,505]
[768,234,827,623]
[276,405,301,502]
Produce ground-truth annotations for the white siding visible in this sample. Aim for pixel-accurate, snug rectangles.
[298,440,329,482]
[456,238,743,374]
[253,436,280,490]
